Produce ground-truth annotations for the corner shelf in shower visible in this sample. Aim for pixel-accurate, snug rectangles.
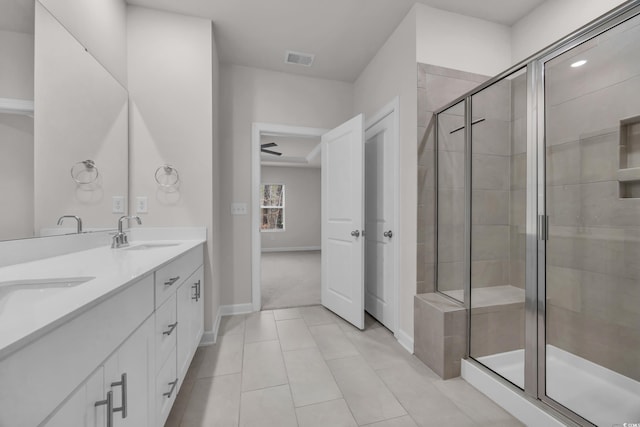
[0,97,34,117]
[618,115,640,198]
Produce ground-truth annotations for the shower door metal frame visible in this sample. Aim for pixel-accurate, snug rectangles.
[431,1,640,425]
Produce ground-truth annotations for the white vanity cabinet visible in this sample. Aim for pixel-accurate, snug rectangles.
[45,316,154,427]
[177,265,204,381]
[153,246,204,426]
[0,241,205,427]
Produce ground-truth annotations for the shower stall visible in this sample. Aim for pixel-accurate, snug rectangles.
[432,2,640,425]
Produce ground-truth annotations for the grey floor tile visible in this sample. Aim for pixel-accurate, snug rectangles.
[283,347,342,407]
[164,380,196,427]
[377,362,475,427]
[180,374,241,427]
[433,378,524,426]
[183,346,208,385]
[276,318,317,351]
[327,355,406,425]
[273,307,302,320]
[219,314,246,336]
[239,384,298,427]
[345,326,412,371]
[362,415,419,427]
[300,305,338,326]
[309,323,359,360]
[244,310,278,343]
[296,399,357,427]
[197,334,244,378]
[242,340,288,392]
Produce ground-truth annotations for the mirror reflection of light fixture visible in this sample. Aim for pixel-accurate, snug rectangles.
[571,59,587,68]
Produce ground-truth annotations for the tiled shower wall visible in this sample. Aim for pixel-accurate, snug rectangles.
[416,63,488,295]
[544,22,640,381]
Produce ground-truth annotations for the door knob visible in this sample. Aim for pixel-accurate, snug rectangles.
[351,230,360,238]
[383,230,393,238]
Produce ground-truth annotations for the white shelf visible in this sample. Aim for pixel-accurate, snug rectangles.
[0,97,34,117]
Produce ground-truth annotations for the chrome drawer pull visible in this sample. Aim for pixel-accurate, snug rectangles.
[163,379,178,398]
[192,280,201,301]
[163,322,178,336]
[95,391,114,427]
[164,276,180,286]
[111,373,127,418]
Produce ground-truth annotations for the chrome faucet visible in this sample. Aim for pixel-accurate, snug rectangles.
[112,215,142,248]
[57,215,83,234]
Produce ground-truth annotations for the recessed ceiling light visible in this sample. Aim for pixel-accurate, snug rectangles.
[571,60,587,68]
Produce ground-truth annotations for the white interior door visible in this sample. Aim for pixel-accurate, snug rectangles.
[321,114,365,329]
[364,112,396,331]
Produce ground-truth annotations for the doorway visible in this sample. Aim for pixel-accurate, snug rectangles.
[251,97,399,333]
[259,134,322,309]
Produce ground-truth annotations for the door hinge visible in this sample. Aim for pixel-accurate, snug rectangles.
[537,215,549,241]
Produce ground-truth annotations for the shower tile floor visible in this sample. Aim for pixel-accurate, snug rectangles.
[166,305,523,427]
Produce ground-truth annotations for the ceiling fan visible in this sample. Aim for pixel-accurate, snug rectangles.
[261,142,282,156]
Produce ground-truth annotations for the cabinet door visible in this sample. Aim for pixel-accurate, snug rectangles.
[104,316,154,427]
[176,266,204,381]
[44,367,106,427]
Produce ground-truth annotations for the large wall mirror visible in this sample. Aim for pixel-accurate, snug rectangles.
[0,0,128,242]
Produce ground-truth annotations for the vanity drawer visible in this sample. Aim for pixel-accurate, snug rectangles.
[155,293,177,370]
[156,350,178,427]
[154,245,203,308]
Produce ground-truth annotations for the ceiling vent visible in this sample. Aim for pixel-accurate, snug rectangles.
[285,50,315,67]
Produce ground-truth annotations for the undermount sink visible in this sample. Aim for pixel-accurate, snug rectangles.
[122,243,181,251]
[0,277,96,314]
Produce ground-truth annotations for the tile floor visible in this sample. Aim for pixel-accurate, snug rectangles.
[165,305,523,427]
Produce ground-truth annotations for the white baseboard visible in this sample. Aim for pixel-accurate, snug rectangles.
[261,246,321,253]
[219,303,254,316]
[396,329,414,354]
[200,330,216,346]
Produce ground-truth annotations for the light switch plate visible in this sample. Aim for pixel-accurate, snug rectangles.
[231,203,248,215]
[136,196,148,214]
[112,196,125,214]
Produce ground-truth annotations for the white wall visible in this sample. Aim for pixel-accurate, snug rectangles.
[261,166,321,250]
[127,6,220,335]
[38,0,127,86]
[511,0,628,64]
[353,7,417,343]
[220,64,353,305]
[415,4,511,77]
[0,29,34,240]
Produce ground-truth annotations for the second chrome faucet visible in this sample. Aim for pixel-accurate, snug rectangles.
[112,215,142,248]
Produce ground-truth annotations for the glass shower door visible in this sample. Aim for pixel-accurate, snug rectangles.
[543,12,640,426]
[469,68,527,389]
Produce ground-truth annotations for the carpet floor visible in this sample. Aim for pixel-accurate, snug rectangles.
[260,250,320,309]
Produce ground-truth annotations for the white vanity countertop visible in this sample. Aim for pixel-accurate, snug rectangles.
[0,237,205,359]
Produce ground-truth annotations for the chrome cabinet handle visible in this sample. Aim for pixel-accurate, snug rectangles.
[163,321,178,336]
[383,230,393,238]
[95,391,114,427]
[164,276,180,286]
[351,230,360,238]
[192,280,201,301]
[163,379,178,398]
[111,373,127,419]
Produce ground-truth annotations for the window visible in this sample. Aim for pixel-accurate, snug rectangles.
[260,183,285,231]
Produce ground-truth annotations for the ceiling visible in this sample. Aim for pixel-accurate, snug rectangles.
[127,0,546,82]
[260,135,321,168]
